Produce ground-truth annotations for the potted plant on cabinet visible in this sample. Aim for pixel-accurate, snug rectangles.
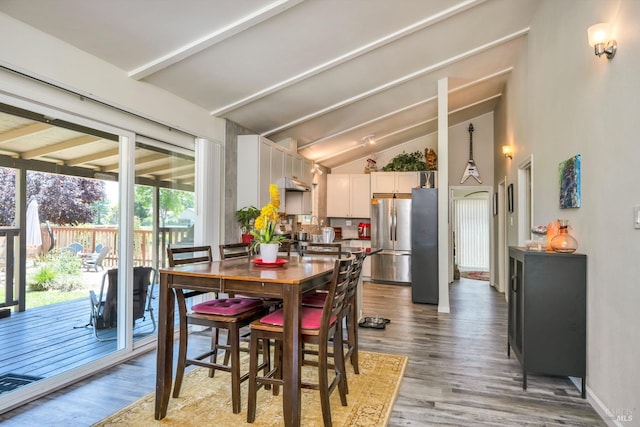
[235,206,260,243]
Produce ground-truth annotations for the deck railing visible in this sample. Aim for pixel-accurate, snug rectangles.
[45,225,193,267]
[1,225,193,312]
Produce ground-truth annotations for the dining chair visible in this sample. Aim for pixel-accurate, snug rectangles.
[277,239,292,256]
[299,242,344,307]
[298,242,343,258]
[246,257,353,426]
[301,250,366,387]
[168,245,269,414]
[219,242,251,259]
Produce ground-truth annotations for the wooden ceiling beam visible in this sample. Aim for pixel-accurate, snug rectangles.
[22,135,101,159]
[0,122,52,144]
[66,147,120,166]
[137,160,192,176]
[103,153,167,171]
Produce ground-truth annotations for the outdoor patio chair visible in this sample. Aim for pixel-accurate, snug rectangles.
[82,245,109,272]
[88,266,156,341]
[67,242,83,255]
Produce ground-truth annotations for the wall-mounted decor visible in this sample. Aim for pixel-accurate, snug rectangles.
[460,123,482,183]
[493,192,498,216]
[507,184,514,213]
[559,154,581,209]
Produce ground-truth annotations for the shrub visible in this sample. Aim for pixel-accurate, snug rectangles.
[28,266,57,291]
[27,249,83,291]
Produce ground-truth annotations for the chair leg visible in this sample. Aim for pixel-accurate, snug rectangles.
[318,340,333,427]
[172,292,189,398]
[334,321,348,407]
[228,324,242,414]
[247,333,260,423]
[209,328,220,378]
[272,339,282,396]
[348,301,359,374]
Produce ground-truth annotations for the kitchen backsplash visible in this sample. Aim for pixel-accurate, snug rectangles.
[329,218,369,239]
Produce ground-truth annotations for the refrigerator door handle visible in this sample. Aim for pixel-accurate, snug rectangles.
[389,215,394,240]
[391,208,397,241]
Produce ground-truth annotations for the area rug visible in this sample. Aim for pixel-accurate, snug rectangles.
[94,350,407,427]
[460,271,490,281]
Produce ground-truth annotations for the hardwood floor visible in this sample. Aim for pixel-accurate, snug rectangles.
[0,278,604,426]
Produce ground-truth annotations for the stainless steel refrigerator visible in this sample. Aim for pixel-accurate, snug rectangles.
[411,188,438,304]
[370,193,412,284]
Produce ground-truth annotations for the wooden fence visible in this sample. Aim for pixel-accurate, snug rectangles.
[41,225,194,268]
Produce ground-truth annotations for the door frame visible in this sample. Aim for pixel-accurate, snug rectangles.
[449,185,494,280]
[497,178,507,295]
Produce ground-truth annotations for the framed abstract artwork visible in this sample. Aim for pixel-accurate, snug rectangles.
[507,184,514,213]
[559,154,581,209]
[493,192,498,216]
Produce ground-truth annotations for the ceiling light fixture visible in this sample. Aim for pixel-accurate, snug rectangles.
[362,134,376,146]
[587,23,617,60]
[311,163,323,175]
[502,145,513,160]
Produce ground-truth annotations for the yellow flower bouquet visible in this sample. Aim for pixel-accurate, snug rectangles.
[249,184,286,252]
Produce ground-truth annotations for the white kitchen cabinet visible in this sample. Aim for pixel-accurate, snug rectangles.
[327,174,371,218]
[284,152,294,178]
[271,146,285,188]
[370,171,419,196]
[292,156,303,181]
[237,135,273,210]
[238,135,313,214]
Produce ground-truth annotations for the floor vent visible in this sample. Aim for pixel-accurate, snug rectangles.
[0,373,43,395]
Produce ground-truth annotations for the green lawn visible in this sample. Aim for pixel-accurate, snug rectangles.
[26,289,88,309]
[1,285,88,310]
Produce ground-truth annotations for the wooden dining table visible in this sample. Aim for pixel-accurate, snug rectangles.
[154,255,336,427]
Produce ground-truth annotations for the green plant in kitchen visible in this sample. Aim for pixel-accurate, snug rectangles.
[381,150,426,171]
[235,205,260,234]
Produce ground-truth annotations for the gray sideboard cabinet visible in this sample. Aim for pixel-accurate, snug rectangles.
[507,247,586,398]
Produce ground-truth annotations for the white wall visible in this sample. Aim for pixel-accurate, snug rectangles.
[502,0,640,421]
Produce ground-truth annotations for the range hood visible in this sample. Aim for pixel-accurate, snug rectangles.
[277,177,311,192]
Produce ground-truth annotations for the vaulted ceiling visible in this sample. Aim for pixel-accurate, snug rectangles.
[0,0,538,170]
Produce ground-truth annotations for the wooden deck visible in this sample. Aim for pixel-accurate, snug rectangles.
[0,288,158,384]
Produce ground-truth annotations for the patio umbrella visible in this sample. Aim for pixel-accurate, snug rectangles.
[26,198,43,248]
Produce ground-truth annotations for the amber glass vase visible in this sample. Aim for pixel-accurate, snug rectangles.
[550,219,578,253]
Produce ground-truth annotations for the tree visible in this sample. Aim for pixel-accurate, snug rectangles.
[159,188,194,226]
[134,185,194,227]
[0,168,16,225]
[27,172,106,225]
[0,168,107,225]
[134,186,153,223]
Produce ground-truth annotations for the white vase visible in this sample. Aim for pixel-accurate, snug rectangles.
[259,243,279,263]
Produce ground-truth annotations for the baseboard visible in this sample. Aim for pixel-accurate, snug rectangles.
[575,379,630,427]
[437,304,450,313]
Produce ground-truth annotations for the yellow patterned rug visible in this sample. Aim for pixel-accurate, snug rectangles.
[94,350,407,427]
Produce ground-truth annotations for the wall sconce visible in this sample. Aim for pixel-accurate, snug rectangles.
[362,134,376,146]
[502,145,513,160]
[587,23,617,60]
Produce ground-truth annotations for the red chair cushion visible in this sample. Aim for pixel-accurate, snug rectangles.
[192,298,262,316]
[260,307,336,330]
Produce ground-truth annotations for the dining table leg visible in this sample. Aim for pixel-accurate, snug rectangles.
[281,284,302,427]
[155,273,175,420]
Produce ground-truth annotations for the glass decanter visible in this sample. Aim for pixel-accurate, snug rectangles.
[550,219,578,253]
